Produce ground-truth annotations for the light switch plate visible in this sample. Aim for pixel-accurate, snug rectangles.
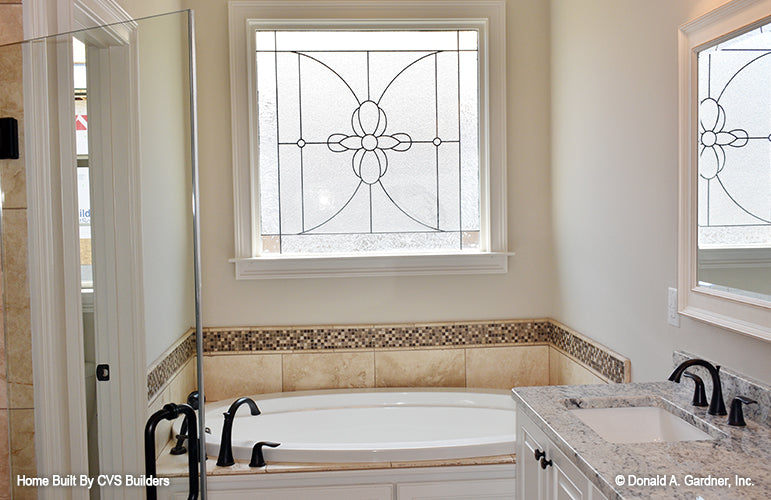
[668,287,680,327]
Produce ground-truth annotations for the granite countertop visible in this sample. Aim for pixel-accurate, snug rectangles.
[511,382,771,499]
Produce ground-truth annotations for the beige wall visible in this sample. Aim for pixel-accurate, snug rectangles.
[135,11,197,365]
[550,0,771,383]
[118,0,181,19]
[185,0,555,327]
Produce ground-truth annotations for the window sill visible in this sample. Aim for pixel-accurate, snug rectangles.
[231,252,511,280]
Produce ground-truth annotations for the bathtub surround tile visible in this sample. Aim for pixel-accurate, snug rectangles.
[169,357,198,406]
[466,346,549,389]
[375,349,465,387]
[209,462,269,476]
[265,462,388,474]
[548,321,629,383]
[673,351,771,426]
[389,454,515,469]
[203,354,282,402]
[199,319,629,386]
[202,319,552,353]
[157,319,628,403]
[158,452,516,478]
[147,329,196,400]
[549,347,605,386]
[282,352,374,392]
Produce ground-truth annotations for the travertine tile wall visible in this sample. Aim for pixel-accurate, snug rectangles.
[202,345,542,401]
[151,321,625,408]
[201,344,606,402]
[1,1,37,498]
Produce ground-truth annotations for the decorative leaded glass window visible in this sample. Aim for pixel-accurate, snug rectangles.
[697,22,771,249]
[254,30,481,255]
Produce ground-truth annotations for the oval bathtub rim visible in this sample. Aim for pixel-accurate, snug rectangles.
[204,387,516,414]
[192,387,517,464]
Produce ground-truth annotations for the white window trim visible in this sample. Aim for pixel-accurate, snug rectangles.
[228,0,508,279]
[677,0,771,342]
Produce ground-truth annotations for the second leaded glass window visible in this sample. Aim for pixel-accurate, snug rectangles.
[255,30,480,255]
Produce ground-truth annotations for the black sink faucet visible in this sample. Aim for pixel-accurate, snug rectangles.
[668,359,726,416]
[216,397,262,466]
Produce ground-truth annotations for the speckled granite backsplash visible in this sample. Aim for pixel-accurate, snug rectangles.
[673,351,770,426]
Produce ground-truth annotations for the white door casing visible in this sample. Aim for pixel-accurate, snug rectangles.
[24,0,146,498]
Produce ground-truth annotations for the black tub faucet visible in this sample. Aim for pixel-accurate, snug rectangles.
[216,397,262,466]
[668,359,726,416]
[170,391,201,455]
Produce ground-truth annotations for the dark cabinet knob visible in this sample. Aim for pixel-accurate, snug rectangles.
[540,457,553,469]
[534,449,546,461]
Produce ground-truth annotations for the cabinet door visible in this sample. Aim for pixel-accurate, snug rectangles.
[398,478,516,499]
[589,482,609,500]
[209,484,394,500]
[548,446,588,500]
[517,412,548,500]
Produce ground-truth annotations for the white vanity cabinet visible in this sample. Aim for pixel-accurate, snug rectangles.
[517,407,608,500]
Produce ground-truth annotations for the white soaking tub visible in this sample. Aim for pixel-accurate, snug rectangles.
[201,388,517,464]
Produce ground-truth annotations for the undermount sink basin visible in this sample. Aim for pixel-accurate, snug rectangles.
[570,406,714,443]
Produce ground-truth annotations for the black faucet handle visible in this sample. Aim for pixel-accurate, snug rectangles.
[249,441,280,468]
[727,396,757,427]
[682,372,708,407]
[187,391,200,410]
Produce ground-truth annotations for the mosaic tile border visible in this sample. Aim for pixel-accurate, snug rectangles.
[202,320,552,352]
[549,321,629,384]
[147,330,196,400]
[147,319,630,400]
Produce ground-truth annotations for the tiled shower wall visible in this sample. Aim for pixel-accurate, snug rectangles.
[1,1,37,498]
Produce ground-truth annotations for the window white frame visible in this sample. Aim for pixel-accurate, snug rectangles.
[228,0,508,279]
[678,0,771,342]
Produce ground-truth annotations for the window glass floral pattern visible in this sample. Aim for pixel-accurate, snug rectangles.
[254,30,480,254]
[697,22,771,248]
